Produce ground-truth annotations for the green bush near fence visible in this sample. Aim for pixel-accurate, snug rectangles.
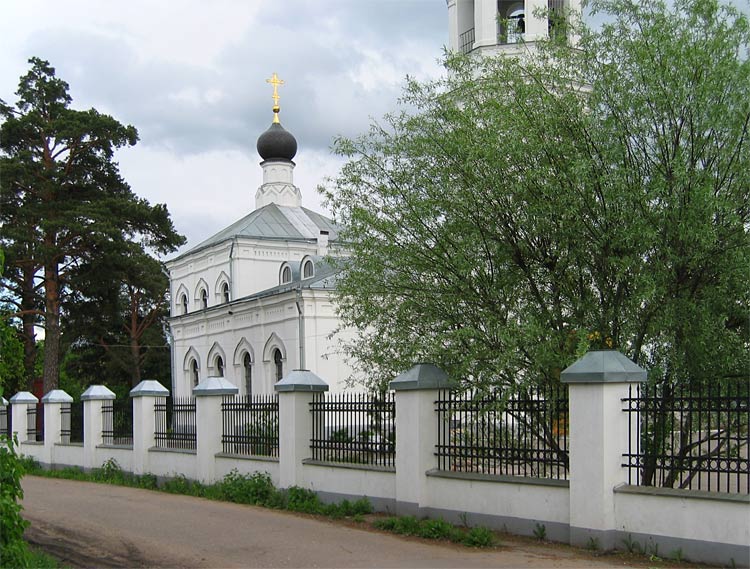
[0,436,61,568]
[23,460,499,549]
[372,515,496,547]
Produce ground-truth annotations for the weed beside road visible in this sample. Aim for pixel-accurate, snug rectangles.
[23,457,498,548]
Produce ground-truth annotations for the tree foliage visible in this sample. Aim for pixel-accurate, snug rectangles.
[0,58,185,393]
[323,0,750,390]
[64,243,173,387]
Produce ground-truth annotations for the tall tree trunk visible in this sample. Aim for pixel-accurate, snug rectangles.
[21,264,38,390]
[42,261,61,394]
[129,291,142,387]
[130,336,142,387]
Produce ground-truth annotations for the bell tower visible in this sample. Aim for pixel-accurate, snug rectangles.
[447,0,580,58]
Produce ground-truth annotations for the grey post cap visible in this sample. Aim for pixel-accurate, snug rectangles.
[193,376,239,396]
[10,391,39,404]
[41,389,74,404]
[561,350,647,384]
[389,363,455,391]
[1,397,7,406]
[274,369,329,392]
[81,385,116,401]
[130,380,170,398]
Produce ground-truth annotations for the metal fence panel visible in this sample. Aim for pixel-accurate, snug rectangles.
[221,394,279,457]
[154,397,196,450]
[60,401,84,443]
[435,384,569,480]
[310,391,396,468]
[102,399,134,446]
[622,381,749,494]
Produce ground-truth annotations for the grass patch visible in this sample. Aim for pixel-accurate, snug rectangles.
[24,458,497,550]
[373,515,496,547]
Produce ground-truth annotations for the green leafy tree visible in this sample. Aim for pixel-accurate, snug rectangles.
[0,58,185,394]
[0,314,25,396]
[323,0,749,393]
[64,243,172,387]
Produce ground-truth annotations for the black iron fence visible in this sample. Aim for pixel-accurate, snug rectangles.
[435,384,569,480]
[27,403,43,442]
[0,405,9,438]
[154,397,196,450]
[221,394,279,457]
[310,391,396,468]
[622,381,749,494]
[60,401,84,443]
[102,398,134,446]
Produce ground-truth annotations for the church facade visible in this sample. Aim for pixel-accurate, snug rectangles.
[166,91,353,397]
[167,1,579,397]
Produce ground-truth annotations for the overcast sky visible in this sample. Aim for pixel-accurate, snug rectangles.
[1,0,448,255]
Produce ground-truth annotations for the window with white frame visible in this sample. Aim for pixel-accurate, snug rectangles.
[273,349,283,382]
[222,282,230,303]
[243,353,252,395]
[191,359,200,386]
[303,259,314,279]
[281,266,292,284]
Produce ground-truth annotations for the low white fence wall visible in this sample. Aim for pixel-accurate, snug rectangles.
[2,354,748,568]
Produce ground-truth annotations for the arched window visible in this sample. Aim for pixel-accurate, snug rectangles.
[303,260,314,279]
[180,294,188,315]
[273,349,283,382]
[216,356,224,377]
[281,266,292,284]
[222,282,230,303]
[243,353,252,396]
[200,288,208,309]
[191,360,200,387]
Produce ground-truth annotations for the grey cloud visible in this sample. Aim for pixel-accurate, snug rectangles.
[10,2,447,159]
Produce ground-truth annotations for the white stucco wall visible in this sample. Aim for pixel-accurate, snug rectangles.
[425,475,569,527]
[215,456,280,486]
[94,446,134,472]
[302,463,396,502]
[147,449,198,480]
[170,288,353,397]
[614,489,749,549]
[52,444,84,467]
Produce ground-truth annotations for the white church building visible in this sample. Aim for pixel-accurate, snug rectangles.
[166,87,353,398]
[166,0,578,397]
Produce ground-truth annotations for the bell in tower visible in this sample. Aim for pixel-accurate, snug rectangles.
[447,0,580,57]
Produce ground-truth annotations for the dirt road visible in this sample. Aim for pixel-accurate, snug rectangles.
[22,476,657,568]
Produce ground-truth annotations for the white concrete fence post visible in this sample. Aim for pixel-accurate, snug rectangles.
[194,376,238,483]
[9,391,38,445]
[130,380,169,475]
[561,349,646,550]
[390,363,456,516]
[41,389,74,465]
[81,385,116,470]
[275,369,329,489]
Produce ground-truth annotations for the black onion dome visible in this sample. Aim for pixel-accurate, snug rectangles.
[256,122,297,161]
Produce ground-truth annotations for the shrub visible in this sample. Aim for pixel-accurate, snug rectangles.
[0,435,30,568]
[417,518,454,540]
[163,474,204,496]
[285,486,323,513]
[373,517,399,531]
[217,470,277,506]
[463,526,495,547]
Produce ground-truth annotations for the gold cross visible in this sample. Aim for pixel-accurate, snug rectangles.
[266,72,284,123]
